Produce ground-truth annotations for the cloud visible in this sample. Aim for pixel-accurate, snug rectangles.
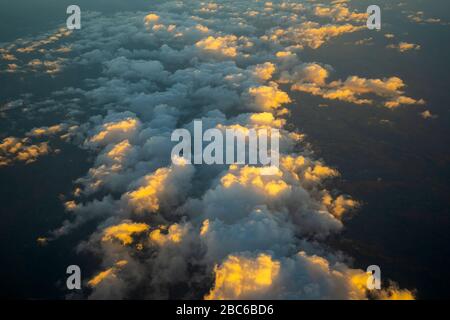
[384,95,425,108]
[420,110,438,119]
[246,83,291,111]
[279,63,330,86]
[0,27,73,75]
[103,57,169,81]
[27,124,69,137]
[87,260,129,292]
[264,22,364,50]
[0,0,416,300]
[144,13,160,25]
[407,11,447,25]
[353,37,373,46]
[387,42,421,52]
[205,252,414,300]
[1,53,17,61]
[102,221,150,245]
[88,115,141,146]
[0,136,53,166]
[196,35,239,57]
[251,62,276,81]
[150,223,190,246]
[205,253,280,300]
[124,163,194,214]
[288,70,425,108]
[313,3,368,22]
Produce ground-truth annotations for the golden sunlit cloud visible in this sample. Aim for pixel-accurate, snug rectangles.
[5,0,419,300]
[387,42,421,53]
[149,224,188,246]
[102,222,150,245]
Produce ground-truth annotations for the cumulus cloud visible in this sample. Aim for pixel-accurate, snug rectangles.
[205,252,414,300]
[387,42,421,53]
[88,115,141,146]
[196,35,239,57]
[264,22,364,50]
[407,11,447,25]
[246,83,291,111]
[313,3,368,22]
[279,63,330,86]
[0,136,53,166]
[124,163,195,214]
[251,62,276,81]
[102,221,150,245]
[0,27,73,74]
[420,110,438,119]
[286,66,425,108]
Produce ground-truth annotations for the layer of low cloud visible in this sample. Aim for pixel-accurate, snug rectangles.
[0,0,417,300]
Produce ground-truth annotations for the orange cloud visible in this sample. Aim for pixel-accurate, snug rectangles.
[102,221,150,245]
[205,254,280,300]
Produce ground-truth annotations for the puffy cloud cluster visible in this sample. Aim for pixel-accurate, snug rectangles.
[196,35,239,57]
[0,27,73,74]
[1,0,417,299]
[205,254,280,300]
[205,252,414,300]
[102,221,150,245]
[264,21,364,50]
[0,136,52,166]
[124,163,195,214]
[0,121,79,167]
[27,123,79,139]
[279,62,330,86]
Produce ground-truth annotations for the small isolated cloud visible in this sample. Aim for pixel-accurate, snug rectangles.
[313,3,368,22]
[102,221,150,245]
[420,110,438,119]
[283,64,425,108]
[387,42,421,53]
